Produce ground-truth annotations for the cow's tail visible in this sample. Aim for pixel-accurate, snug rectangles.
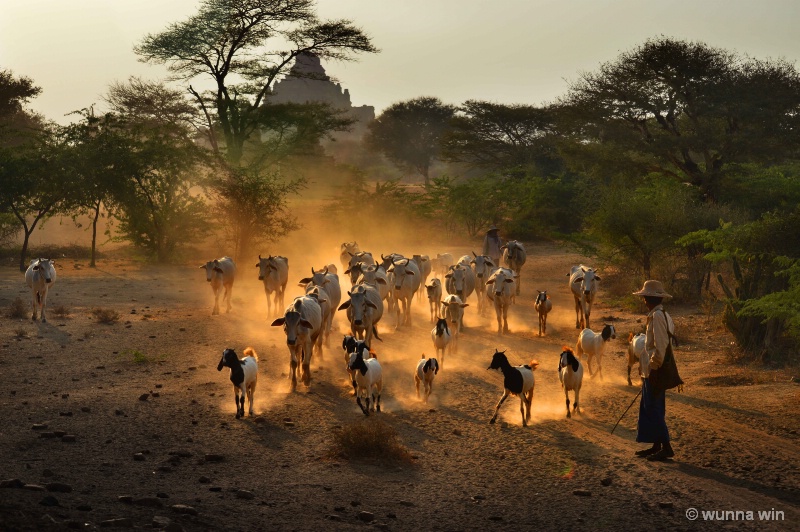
[372,326,383,342]
[529,359,540,371]
[243,347,258,361]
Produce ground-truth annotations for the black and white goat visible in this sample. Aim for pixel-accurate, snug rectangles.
[216,347,258,419]
[348,348,383,416]
[342,334,371,395]
[487,350,539,427]
[414,355,439,403]
[558,347,583,418]
[575,323,616,380]
[534,290,552,337]
[430,318,452,368]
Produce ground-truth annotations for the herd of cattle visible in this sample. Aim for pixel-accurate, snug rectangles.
[199,241,628,424]
[21,243,627,424]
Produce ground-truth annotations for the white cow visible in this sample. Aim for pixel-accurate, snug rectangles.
[470,252,495,315]
[256,254,288,318]
[199,257,236,315]
[338,283,384,346]
[25,258,57,323]
[298,266,341,347]
[271,296,323,391]
[568,265,601,329]
[339,241,361,272]
[389,257,421,328]
[445,256,476,306]
[485,267,516,335]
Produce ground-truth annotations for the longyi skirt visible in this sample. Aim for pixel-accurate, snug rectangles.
[636,378,670,443]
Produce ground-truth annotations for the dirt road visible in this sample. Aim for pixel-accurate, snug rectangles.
[0,239,797,531]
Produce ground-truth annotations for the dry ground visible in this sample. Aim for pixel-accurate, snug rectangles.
[0,234,798,531]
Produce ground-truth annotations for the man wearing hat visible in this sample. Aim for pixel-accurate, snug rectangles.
[482,225,503,264]
[632,280,676,461]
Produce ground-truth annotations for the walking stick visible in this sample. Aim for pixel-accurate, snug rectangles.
[611,387,642,435]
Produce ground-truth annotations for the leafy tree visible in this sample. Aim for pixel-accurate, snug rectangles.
[364,96,455,185]
[208,167,301,259]
[681,207,800,357]
[441,100,561,176]
[135,0,377,257]
[104,80,208,262]
[557,37,800,201]
[134,0,376,166]
[61,110,132,267]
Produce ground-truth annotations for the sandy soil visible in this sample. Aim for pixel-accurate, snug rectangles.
[0,233,798,531]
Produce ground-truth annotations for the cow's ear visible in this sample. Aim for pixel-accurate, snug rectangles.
[366,301,378,309]
[344,268,351,274]
[376,278,387,285]
[199,265,205,269]
[486,278,495,284]
[505,278,514,283]
[594,275,602,281]
[460,303,470,308]
[407,270,415,275]
[300,319,313,329]
[255,263,260,267]
[270,317,285,326]
[445,273,452,278]
[298,277,311,285]
[317,299,327,305]
[337,301,351,311]
[573,277,583,283]
[213,267,224,273]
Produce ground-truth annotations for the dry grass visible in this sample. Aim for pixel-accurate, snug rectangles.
[91,308,121,324]
[8,297,27,319]
[51,304,71,319]
[13,328,28,339]
[329,419,414,464]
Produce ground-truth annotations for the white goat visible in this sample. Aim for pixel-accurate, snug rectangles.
[430,318,452,368]
[414,355,439,403]
[487,350,539,427]
[576,324,617,380]
[348,349,383,416]
[216,347,258,419]
[558,347,583,418]
[534,290,552,337]
[626,332,648,386]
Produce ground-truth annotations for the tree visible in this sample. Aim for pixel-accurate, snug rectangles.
[135,0,377,166]
[104,80,208,262]
[208,167,301,259]
[681,208,800,357]
[441,100,561,176]
[135,1,377,257]
[61,109,132,267]
[557,37,800,201]
[364,97,455,185]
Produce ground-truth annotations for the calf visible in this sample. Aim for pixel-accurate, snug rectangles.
[348,349,383,416]
[627,332,648,386]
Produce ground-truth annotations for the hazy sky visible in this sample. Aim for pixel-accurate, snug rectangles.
[2,0,799,123]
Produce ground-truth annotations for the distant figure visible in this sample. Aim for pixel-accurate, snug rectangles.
[482,226,503,264]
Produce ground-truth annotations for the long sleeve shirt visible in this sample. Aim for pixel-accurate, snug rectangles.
[643,304,675,376]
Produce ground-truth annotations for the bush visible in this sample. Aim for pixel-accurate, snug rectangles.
[51,305,71,319]
[92,308,120,324]
[8,297,27,319]
[329,419,413,464]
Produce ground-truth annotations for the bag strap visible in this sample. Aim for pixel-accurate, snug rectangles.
[657,309,679,347]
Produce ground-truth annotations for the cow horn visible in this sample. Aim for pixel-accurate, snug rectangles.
[381,254,387,261]
[311,267,316,274]
[258,254,262,260]
[323,266,329,274]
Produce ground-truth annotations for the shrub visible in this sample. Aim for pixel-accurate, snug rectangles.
[329,419,413,464]
[51,305,71,319]
[92,308,120,324]
[8,297,27,319]
[13,328,28,338]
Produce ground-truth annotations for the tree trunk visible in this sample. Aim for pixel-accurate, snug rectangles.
[89,202,101,268]
[19,230,31,272]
